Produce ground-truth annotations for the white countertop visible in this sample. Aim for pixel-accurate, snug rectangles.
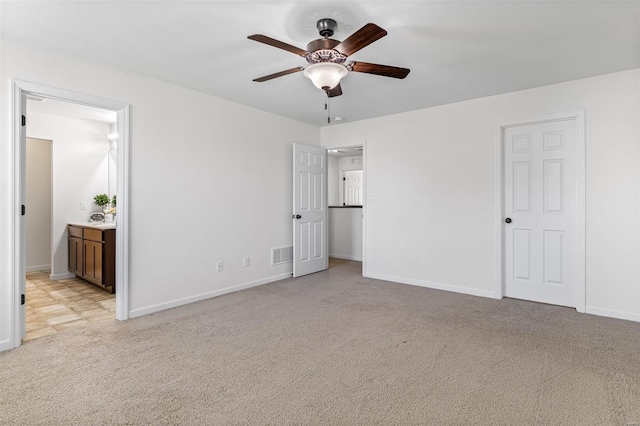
[69,222,116,230]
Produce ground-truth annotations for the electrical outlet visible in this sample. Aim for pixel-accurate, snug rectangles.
[80,201,87,210]
[243,257,250,267]
[367,193,375,200]
[216,261,223,272]
[413,255,420,265]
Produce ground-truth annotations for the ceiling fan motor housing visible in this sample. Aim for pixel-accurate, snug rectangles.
[306,20,346,65]
[316,18,337,38]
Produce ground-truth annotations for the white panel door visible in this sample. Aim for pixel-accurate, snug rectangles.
[504,119,577,307]
[293,143,328,277]
[344,170,363,206]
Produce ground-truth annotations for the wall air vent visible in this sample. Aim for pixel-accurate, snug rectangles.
[272,246,293,265]
[351,157,362,165]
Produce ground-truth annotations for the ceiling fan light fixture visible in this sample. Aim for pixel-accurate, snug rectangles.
[303,62,348,91]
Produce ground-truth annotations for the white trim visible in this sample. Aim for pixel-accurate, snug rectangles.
[364,272,497,299]
[11,82,25,349]
[25,265,50,273]
[495,110,586,311]
[362,141,367,277]
[129,273,291,318]
[0,340,11,352]
[8,80,131,350]
[49,272,75,281]
[585,306,640,323]
[115,106,131,321]
[329,254,363,261]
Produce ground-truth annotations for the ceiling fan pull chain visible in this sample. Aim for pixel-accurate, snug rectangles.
[326,90,331,123]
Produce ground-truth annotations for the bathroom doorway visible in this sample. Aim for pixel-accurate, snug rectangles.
[23,99,119,341]
[327,145,365,274]
[9,80,131,349]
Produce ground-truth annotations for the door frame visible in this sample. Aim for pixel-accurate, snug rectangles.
[9,80,131,349]
[326,142,367,275]
[494,110,586,312]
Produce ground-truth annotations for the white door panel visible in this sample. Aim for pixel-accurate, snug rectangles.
[344,170,363,206]
[293,144,327,277]
[504,120,577,307]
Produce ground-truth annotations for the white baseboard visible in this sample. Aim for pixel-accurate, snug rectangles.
[129,272,292,319]
[50,272,75,281]
[26,264,50,273]
[585,306,640,323]
[364,272,496,299]
[329,254,363,261]
[0,339,11,352]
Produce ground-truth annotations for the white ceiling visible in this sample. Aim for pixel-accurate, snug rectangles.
[3,1,638,127]
[27,98,117,124]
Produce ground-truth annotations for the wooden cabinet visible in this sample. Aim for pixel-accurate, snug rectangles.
[68,236,83,276]
[83,240,103,285]
[67,224,116,293]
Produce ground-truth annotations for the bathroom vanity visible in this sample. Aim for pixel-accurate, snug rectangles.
[67,223,116,293]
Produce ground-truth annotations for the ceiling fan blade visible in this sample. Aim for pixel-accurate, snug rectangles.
[248,34,307,57]
[328,83,343,98]
[253,67,304,82]
[350,62,410,79]
[334,23,387,57]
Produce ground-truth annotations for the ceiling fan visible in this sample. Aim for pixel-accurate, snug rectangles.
[248,18,410,98]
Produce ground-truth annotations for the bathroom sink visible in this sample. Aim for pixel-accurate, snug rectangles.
[87,222,116,228]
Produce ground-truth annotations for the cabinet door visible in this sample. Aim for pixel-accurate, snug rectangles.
[68,237,76,273]
[68,236,83,275]
[83,240,103,285]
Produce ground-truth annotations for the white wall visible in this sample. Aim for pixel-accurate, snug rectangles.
[329,208,363,261]
[27,112,110,278]
[328,155,339,206]
[0,38,320,348]
[25,138,52,272]
[322,69,640,322]
[108,123,117,199]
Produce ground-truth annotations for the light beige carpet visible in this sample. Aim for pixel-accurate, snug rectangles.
[2,259,640,425]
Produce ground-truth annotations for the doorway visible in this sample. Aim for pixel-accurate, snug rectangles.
[327,145,365,273]
[23,100,119,341]
[498,111,585,311]
[9,80,131,349]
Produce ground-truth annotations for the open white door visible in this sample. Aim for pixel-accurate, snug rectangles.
[18,95,27,340]
[293,143,328,277]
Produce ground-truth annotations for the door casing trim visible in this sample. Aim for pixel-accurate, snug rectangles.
[495,110,586,312]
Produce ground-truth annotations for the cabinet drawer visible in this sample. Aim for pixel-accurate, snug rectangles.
[68,226,83,238]
[83,228,104,242]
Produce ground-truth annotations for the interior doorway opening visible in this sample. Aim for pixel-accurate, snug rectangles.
[23,99,119,342]
[327,145,364,274]
[10,80,130,350]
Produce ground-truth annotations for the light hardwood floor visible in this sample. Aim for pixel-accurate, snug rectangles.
[25,271,115,342]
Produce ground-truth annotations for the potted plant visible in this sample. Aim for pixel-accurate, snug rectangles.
[94,194,110,213]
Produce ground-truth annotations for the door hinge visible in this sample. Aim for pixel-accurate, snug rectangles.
[21,294,25,305]
[21,205,26,216]
[21,115,26,126]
